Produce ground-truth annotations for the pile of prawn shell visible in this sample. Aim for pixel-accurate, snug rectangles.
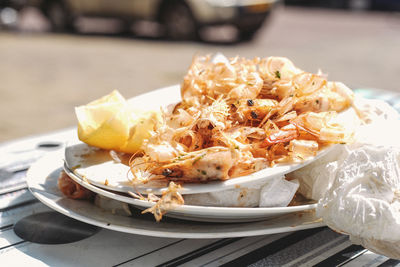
[130,55,354,221]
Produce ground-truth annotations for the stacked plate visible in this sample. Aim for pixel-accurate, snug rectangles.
[26,86,326,238]
[63,140,324,223]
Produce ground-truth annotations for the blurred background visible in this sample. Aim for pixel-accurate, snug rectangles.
[1,0,400,142]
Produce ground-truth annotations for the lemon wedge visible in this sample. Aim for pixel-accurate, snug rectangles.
[75,90,159,153]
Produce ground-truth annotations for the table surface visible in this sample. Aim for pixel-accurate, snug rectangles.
[1,89,400,266]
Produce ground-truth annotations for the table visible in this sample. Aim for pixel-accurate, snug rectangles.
[1,89,400,266]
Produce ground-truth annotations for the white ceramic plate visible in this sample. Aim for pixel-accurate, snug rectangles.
[65,84,335,195]
[65,142,333,196]
[61,152,316,223]
[27,152,325,238]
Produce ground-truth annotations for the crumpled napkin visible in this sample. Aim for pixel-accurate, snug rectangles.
[289,97,400,259]
[183,176,299,208]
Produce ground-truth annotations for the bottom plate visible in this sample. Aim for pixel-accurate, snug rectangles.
[26,152,325,239]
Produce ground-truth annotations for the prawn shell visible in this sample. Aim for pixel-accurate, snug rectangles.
[293,73,327,96]
[261,127,299,147]
[58,171,94,200]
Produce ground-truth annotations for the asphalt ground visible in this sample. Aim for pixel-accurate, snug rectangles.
[1,6,400,142]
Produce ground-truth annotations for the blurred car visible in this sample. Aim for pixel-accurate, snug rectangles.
[34,0,278,40]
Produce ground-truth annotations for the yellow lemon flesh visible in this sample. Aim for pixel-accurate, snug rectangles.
[75,90,159,153]
[121,111,160,153]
